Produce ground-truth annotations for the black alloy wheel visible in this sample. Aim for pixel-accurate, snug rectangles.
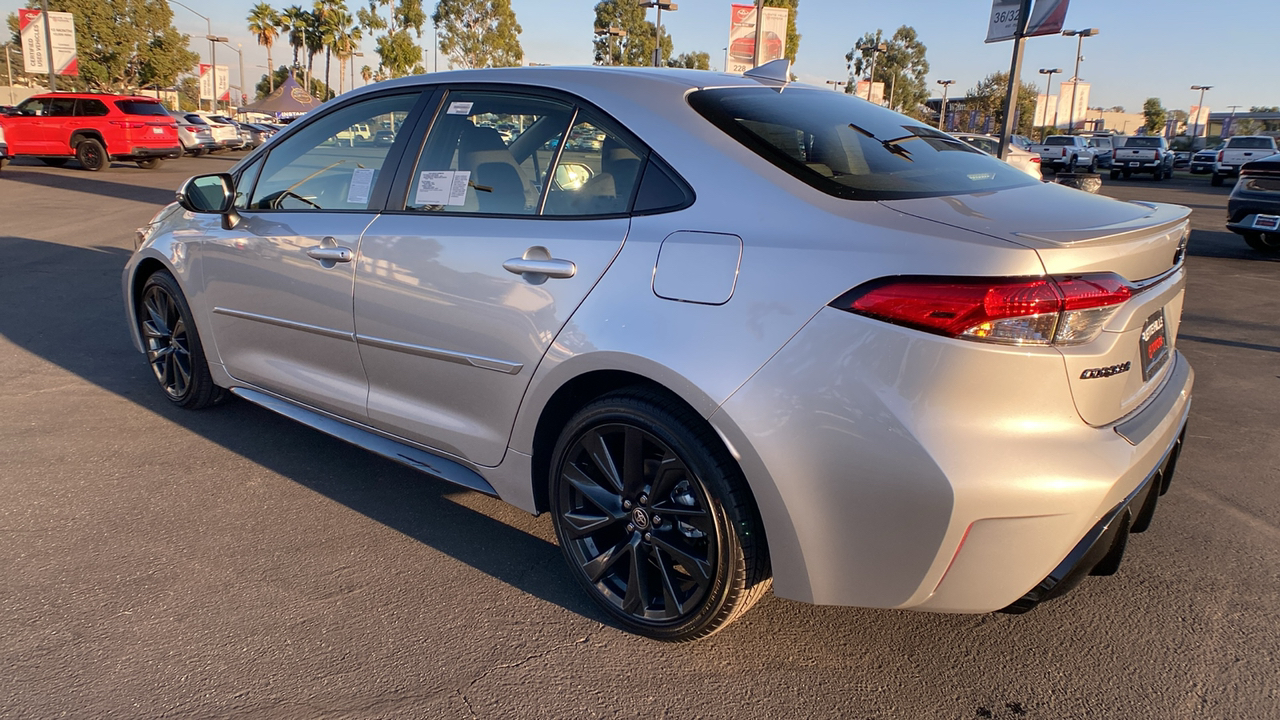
[76,138,107,171]
[138,271,223,409]
[550,391,770,642]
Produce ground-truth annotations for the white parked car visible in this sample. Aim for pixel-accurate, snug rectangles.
[123,64,1193,641]
[951,133,1043,179]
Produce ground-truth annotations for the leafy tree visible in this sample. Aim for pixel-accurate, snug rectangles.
[964,71,1039,136]
[763,0,801,64]
[178,76,201,111]
[433,0,523,69]
[845,26,929,117]
[360,0,427,77]
[592,0,672,67]
[6,0,198,92]
[1105,105,1125,113]
[247,3,281,94]
[1250,106,1279,113]
[280,5,309,67]
[670,51,710,70]
[1169,109,1188,125]
[1142,97,1166,134]
[330,8,362,93]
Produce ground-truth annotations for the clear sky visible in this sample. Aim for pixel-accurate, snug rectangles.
[3,0,1276,114]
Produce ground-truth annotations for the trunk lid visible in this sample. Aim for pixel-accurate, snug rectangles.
[881,182,1191,426]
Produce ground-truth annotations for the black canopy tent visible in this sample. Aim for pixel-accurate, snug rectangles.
[240,73,319,117]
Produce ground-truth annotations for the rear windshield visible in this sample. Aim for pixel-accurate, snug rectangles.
[183,114,209,125]
[1124,137,1162,148]
[1228,137,1274,149]
[1044,137,1074,145]
[116,100,170,116]
[688,88,1036,201]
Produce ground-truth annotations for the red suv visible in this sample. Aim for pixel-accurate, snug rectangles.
[0,92,182,171]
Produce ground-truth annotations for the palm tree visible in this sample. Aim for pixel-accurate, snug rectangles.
[360,64,373,87]
[313,0,342,99]
[280,5,308,67]
[247,3,280,93]
[331,9,362,94]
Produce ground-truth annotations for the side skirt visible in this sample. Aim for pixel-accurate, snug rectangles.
[231,387,499,497]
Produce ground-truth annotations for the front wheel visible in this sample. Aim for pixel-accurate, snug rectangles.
[1244,232,1280,256]
[136,158,163,170]
[137,271,224,409]
[550,390,771,642]
[76,138,108,171]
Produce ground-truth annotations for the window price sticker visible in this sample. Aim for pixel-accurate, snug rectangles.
[414,170,471,206]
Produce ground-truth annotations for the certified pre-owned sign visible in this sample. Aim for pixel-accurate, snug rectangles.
[986,0,1071,43]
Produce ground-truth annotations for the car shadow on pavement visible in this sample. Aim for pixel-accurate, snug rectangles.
[1188,229,1280,262]
[1,165,179,205]
[0,235,598,622]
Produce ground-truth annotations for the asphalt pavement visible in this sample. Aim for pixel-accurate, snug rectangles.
[1,155,1277,719]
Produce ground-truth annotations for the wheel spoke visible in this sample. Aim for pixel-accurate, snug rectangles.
[563,462,622,517]
[581,538,629,583]
[653,547,686,617]
[649,449,687,502]
[621,426,645,498]
[581,429,623,494]
[561,509,622,539]
[621,539,652,615]
[651,534,712,584]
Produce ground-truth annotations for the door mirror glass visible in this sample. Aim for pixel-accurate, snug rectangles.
[553,162,593,191]
[179,174,235,214]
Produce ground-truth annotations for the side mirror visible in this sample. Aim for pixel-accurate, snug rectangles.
[176,173,240,229]
[553,162,594,191]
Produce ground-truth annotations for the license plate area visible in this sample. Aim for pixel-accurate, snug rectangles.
[1140,309,1170,381]
[1253,214,1280,231]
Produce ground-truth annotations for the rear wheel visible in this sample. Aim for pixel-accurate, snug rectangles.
[40,157,69,167]
[75,139,108,171]
[1211,172,1224,186]
[1244,232,1280,256]
[136,158,163,170]
[137,270,224,409]
[1086,156,1097,173]
[1109,169,1120,180]
[1066,155,1077,172]
[1123,170,1132,179]
[550,390,770,642]
[1152,167,1162,182]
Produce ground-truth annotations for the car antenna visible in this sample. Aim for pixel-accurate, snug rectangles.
[743,58,791,90]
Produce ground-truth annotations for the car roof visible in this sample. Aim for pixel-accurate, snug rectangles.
[30,92,161,101]
[357,65,787,100]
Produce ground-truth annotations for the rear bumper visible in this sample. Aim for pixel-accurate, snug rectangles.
[120,145,182,160]
[1189,162,1214,174]
[1215,164,1240,177]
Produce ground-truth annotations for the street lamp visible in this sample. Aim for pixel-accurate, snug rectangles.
[825,80,845,92]
[351,51,364,91]
[206,35,229,112]
[217,40,245,109]
[594,26,626,66]
[639,2,677,68]
[1038,68,1063,134]
[1061,28,1099,134]
[855,41,887,103]
[1190,85,1212,138]
[936,79,954,130]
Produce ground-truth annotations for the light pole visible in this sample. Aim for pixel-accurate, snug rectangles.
[1038,68,1062,134]
[218,40,244,109]
[594,27,626,66]
[1190,85,1212,138]
[639,2,677,68]
[1061,28,1099,134]
[936,79,954,130]
[168,0,215,110]
[3,43,15,103]
[206,35,229,112]
[855,41,887,103]
[825,80,844,92]
[351,51,363,90]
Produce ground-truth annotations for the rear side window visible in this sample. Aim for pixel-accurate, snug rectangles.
[117,100,171,116]
[1228,137,1274,149]
[78,99,109,116]
[689,87,1036,201]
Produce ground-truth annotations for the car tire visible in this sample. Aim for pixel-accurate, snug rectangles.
[137,270,225,409]
[40,157,70,167]
[1066,155,1077,172]
[189,149,207,157]
[549,389,771,642]
[1086,156,1097,173]
[136,158,163,170]
[1109,169,1120,181]
[1152,168,1162,182]
[1211,173,1224,187]
[1123,170,1132,179]
[1243,232,1280,256]
[75,138,108,171]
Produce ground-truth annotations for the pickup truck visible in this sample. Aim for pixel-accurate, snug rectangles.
[1212,136,1280,186]
[1031,135,1099,173]
[1111,136,1174,181]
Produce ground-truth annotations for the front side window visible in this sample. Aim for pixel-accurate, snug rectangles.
[403,91,573,215]
[689,87,1037,200]
[248,93,418,211]
[17,98,49,116]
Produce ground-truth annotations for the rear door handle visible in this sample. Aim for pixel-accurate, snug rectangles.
[503,246,576,283]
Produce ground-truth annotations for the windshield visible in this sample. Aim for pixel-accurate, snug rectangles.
[688,88,1036,201]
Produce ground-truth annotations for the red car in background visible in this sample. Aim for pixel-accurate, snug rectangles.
[0,92,182,171]
[729,31,783,63]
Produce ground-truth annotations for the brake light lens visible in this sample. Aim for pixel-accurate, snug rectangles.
[832,274,1132,346]
[1218,150,1225,162]
[110,120,148,129]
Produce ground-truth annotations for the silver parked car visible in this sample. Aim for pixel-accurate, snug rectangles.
[123,64,1193,641]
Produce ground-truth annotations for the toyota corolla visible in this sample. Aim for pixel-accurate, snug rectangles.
[123,63,1193,641]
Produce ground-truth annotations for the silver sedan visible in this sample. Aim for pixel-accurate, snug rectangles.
[123,64,1193,641]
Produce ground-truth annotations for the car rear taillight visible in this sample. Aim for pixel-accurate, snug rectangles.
[110,120,148,129]
[1218,151,1225,162]
[831,274,1133,346]
[1030,157,1041,164]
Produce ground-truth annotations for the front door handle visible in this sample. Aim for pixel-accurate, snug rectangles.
[503,246,576,284]
[306,238,354,268]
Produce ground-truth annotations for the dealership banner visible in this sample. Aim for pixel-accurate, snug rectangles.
[726,4,788,74]
[199,64,231,102]
[19,9,78,75]
[986,0,1070,43]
